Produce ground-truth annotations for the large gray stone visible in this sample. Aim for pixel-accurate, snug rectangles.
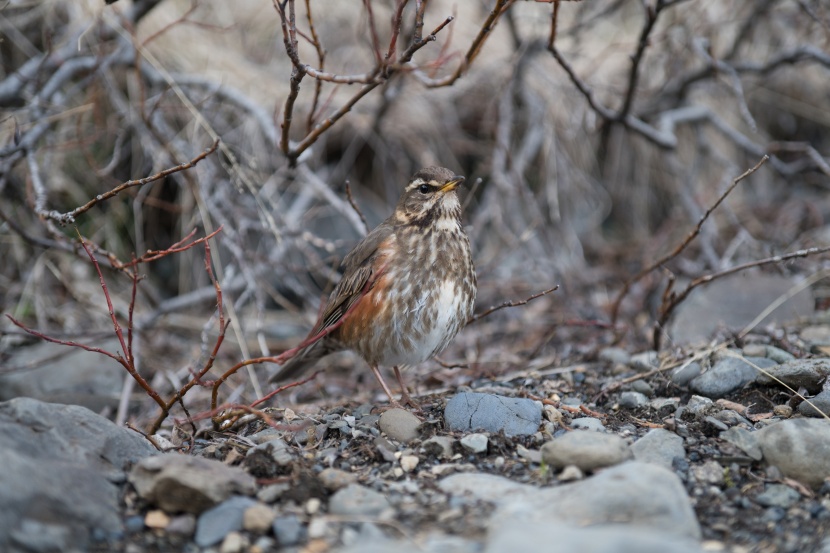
[440,462,700,540]
[757,418,830,488]
[486,521,703,553]
[444,393,541,436]
[0,398,157,553]
[755,359,830,394]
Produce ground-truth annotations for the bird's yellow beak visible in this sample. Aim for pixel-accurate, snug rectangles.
[439,176,465,193]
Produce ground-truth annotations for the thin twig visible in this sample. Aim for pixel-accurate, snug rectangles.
[38,140,219,225]
[610,156,769,323]
[467,286,559,325]
[344,180,369,234]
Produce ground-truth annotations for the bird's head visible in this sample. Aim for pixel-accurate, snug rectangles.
[394,166,466,227]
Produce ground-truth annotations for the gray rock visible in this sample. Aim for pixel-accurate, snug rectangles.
[756,359,830,394]
[422,436,455,459]
[129,453,256,514]
[541,430,633,471]
[195,496,257,547]
[598,347,631,365]
[272,515,304,547]
[630,380,655,397]
[686,395,714,415]
[0,340,125,411]
[486,521,704,553]
[440,462,700,539]
[329,484,391,517]
[742,344,795,364]
[631,428,686,468]
[378,408,421,443]
[619,391,648,409]
[755,484,801,508]
[630,351,659,372]
[247,437,294,465]
[691,460,724,485]
[720,427,762,461]
[689,356,761,398]
[438,472,531,504]
[0,398,157,553]
[799,390,830,417]
[570,417,606,432]
[757,418,830,488]
[444,393,541,437]
[671,362,702,387]
[166,514,196,536]
[460,433,488,454]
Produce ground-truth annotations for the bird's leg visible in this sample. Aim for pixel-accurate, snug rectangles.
[370,365,404,409]
[394,366,420,409]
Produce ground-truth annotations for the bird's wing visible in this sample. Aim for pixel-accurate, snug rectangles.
[313,221,394,333]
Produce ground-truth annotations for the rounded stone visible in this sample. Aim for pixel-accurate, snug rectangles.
[541,430,632,471]
[379,409,422,443]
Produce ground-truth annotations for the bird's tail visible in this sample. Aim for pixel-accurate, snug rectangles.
[268,338,334,384]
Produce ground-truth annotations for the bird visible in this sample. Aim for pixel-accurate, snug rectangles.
[270,166,476,408]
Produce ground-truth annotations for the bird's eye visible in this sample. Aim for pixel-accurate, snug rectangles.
[418,184,431,194]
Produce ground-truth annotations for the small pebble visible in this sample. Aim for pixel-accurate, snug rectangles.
[400,455,420,472]
[773,404,793,418]
[379,409,422,443]
[619,391,648,409]
[318,468,357,491]
[243,504,276,533]
[220,531,247,553]
[144,510,169,529]
[558,465,584,481]
[460,433,489,454]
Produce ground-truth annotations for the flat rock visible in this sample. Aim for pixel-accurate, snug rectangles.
[195,496,257,547]
[329,484,391,517]
[444,393,541,437]
[129,453,256,514]
[379,408,421,443]
[799,390,830,417]
[486,521,704,553]
[0,398,157,553]
[755,359,830,394]
[440,462,700,539]
[631,428,686,468]
[757,418,830,488]
[755,484,801,508]
[689,355,768,398]
[619,391,648,408]
[541,430,632,471]
[318,468,358,491]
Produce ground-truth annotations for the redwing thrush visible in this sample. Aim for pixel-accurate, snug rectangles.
[270,167,476,407]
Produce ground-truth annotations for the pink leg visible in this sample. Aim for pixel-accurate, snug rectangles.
[394,366,420,409]
[370,365,403,409]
